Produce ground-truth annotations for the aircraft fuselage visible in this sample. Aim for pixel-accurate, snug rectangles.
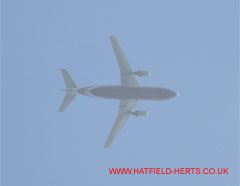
[77,86,178,100]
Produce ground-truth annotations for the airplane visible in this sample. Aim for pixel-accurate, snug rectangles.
[59,36,179,148]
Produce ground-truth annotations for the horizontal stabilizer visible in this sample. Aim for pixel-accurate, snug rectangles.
[59,69,77,112]
[61,69,77,89]
[59,93,76,112]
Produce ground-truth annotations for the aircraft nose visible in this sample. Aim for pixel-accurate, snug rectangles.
[170,90,179,98]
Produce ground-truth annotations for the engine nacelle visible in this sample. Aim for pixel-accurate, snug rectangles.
[131,110,148,117]
[133,70,151,77]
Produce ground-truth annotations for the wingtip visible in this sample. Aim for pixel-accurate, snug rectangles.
[104,142,111,148]
[61,69,67,74]
[58,108,64,112]
[110,36,116,41]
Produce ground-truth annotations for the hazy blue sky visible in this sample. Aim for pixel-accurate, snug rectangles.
[2,0,239,186]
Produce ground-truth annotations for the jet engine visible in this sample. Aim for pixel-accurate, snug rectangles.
[133,70,151,77]
[131,110,148,117]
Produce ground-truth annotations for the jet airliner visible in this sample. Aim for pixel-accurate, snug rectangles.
[59,36,178,148]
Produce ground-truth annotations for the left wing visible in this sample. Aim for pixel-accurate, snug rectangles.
[104,99,138,148]
[110,36,139,87]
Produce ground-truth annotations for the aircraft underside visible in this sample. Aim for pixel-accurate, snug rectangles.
[78,86,177,100]
[59,36,178,148]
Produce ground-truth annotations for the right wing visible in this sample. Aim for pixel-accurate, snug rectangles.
[104,99,138,148]
[110,36,139,87]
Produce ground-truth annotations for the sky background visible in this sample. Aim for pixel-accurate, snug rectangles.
[2,0,239,186]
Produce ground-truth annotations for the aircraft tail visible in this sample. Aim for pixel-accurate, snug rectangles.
[59,69,78,112]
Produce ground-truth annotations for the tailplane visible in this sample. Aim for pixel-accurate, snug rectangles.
[59,69,78,112]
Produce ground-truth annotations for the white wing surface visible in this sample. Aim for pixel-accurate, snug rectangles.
[104,99,138,148]
[110,36,139,87]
